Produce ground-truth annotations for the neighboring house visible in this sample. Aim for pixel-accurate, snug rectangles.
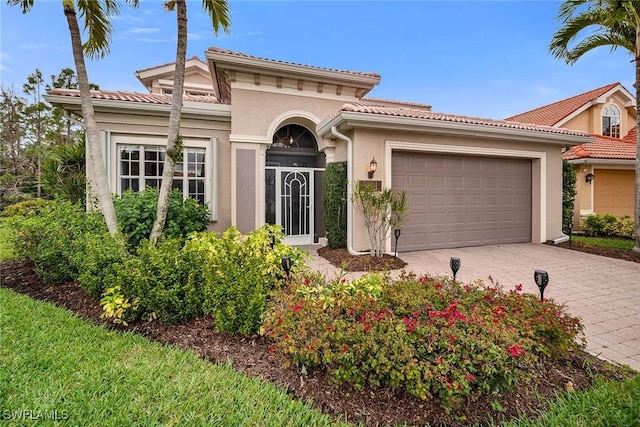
[45,48,590,253]
[507,83,637,228]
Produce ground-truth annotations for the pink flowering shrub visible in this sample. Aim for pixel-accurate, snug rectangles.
[261,271,584,407]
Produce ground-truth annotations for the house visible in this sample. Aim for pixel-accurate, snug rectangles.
[45,47,591,253]
[506,83,637,228]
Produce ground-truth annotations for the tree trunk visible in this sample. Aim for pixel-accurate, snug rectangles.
[634,27,640,252]
[63,2,119,236]
[149,0,188,245]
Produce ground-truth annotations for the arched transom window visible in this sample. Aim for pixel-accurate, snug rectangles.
[602,104,621,138]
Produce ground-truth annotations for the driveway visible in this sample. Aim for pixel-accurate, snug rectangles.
[305,243,640,371]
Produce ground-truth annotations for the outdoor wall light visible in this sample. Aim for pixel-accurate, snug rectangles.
[368,157,377,179]
[450,257,461,280]
[281,256,292,278]
[534,270,549,301]
[585,173,595,184]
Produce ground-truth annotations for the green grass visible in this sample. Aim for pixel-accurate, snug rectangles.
[570,235,635,250]
[0,288,346,426]
[501,375,640,426]
[0,219,15,261]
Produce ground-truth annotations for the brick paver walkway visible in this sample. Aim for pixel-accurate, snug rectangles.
[304,243,640,371]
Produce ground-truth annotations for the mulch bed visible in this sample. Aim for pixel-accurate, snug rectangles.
[317,246,407,271]
[552,240,640,263]
[0,257,632,426]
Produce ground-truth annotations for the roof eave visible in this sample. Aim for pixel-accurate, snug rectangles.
[318,111,592,145]
[205,50,381,89]
[567,158,635,165]
[44,94,231,120]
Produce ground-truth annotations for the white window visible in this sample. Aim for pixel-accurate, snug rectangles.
[118,145,207,205]
[602,104,621,138]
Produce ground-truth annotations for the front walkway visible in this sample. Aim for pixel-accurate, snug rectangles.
[304,243,640,371]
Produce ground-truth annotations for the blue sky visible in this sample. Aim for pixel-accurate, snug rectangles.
[0,0,635,119]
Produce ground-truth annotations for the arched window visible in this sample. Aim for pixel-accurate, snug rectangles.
[602,104,621,138]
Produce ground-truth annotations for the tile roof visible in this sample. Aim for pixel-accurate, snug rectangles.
[623,126,637,143]
[207,46,381,79]
[361,97,432,110]
[340,103,590,136]
[135,56,206,74]
[505,83,621,126]
[563,134,637,160]
[48,88,223,104]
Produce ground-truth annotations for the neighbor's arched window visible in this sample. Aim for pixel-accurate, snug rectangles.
[602,104,621,138]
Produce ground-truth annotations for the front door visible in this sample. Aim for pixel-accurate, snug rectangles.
[266,167,315,245]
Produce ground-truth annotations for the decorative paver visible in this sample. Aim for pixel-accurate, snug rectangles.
[304,243,640,371]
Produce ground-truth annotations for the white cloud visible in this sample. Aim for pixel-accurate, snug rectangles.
[19,42,48,50]
[127,27,160,34]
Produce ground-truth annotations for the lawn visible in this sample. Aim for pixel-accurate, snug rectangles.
[0,288,343,426]
[570,235,635,250]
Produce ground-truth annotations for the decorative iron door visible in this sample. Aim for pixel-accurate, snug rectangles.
[265,167,314,245]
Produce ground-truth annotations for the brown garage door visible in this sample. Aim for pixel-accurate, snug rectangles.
[594,169,634,217]
[392,152,532,251]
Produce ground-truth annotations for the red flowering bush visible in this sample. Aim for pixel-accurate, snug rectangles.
[261,271,584,407]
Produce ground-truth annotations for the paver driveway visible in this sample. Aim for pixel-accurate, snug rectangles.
[306,243,640,371]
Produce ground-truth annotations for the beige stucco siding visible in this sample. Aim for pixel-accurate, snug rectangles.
[594,169,635,217]
[562,94,635,136]
[230,89,348,138]
[347,128,564,251]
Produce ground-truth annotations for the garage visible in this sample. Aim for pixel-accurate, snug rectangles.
[593,169,635,218]
[392,152,532,251]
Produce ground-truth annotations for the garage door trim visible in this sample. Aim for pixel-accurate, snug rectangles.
[384,140,547,252]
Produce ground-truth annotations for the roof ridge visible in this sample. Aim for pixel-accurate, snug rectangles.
[207,46,381,78]
[505,82,622,126]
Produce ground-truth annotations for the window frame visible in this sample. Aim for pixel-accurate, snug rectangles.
[109,134,217,221]
[601,103,621,138]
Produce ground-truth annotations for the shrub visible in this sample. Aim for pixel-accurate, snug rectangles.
[40,138,86,205]
[73,231,128,299]
[582,213,634,238]
[262,272,584,407]
[322,162,348,248]
[562,161,576,233]
[1,198,54,218]
[111,238,205,324]
[8,200,106,283]
[113,187,209,249]
[193,225,306,335]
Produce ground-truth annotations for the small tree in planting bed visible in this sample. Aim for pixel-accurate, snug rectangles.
[352,182,407,256]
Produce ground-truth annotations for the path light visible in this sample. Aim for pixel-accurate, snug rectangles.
[394,229,401,257]
[450,257,461,280]
[534,270,549,301]
[269,232,276,249]
[567,220,574,247]
[281,256,292,279]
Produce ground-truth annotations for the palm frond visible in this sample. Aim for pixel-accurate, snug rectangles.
[201,0,231,36]
[7,0,35,13]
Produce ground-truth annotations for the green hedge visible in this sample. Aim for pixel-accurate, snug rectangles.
[582,213,634,238]
[321,162,347,248]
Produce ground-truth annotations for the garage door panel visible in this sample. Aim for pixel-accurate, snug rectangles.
[392,152,531,251]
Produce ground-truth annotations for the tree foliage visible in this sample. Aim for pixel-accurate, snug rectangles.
[550,0,640,252]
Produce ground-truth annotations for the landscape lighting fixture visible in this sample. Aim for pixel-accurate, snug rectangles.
[368,158,377,179]
[394,229,401,257]
[534,270,549,301]
[450,257,461,280]
[281,256,292,278]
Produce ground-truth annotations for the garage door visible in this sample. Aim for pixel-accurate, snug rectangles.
[392,152,532,251]
[594,169,634,217]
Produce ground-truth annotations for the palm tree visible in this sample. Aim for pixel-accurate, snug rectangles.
[550,0,640,252]
[149,0,230,244]
[8,0,138,236]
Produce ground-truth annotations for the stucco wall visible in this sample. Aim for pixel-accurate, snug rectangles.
[562,94,635,136]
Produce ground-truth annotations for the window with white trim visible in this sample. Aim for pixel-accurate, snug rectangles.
[602,104,621,138]
[118,145,207,204]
